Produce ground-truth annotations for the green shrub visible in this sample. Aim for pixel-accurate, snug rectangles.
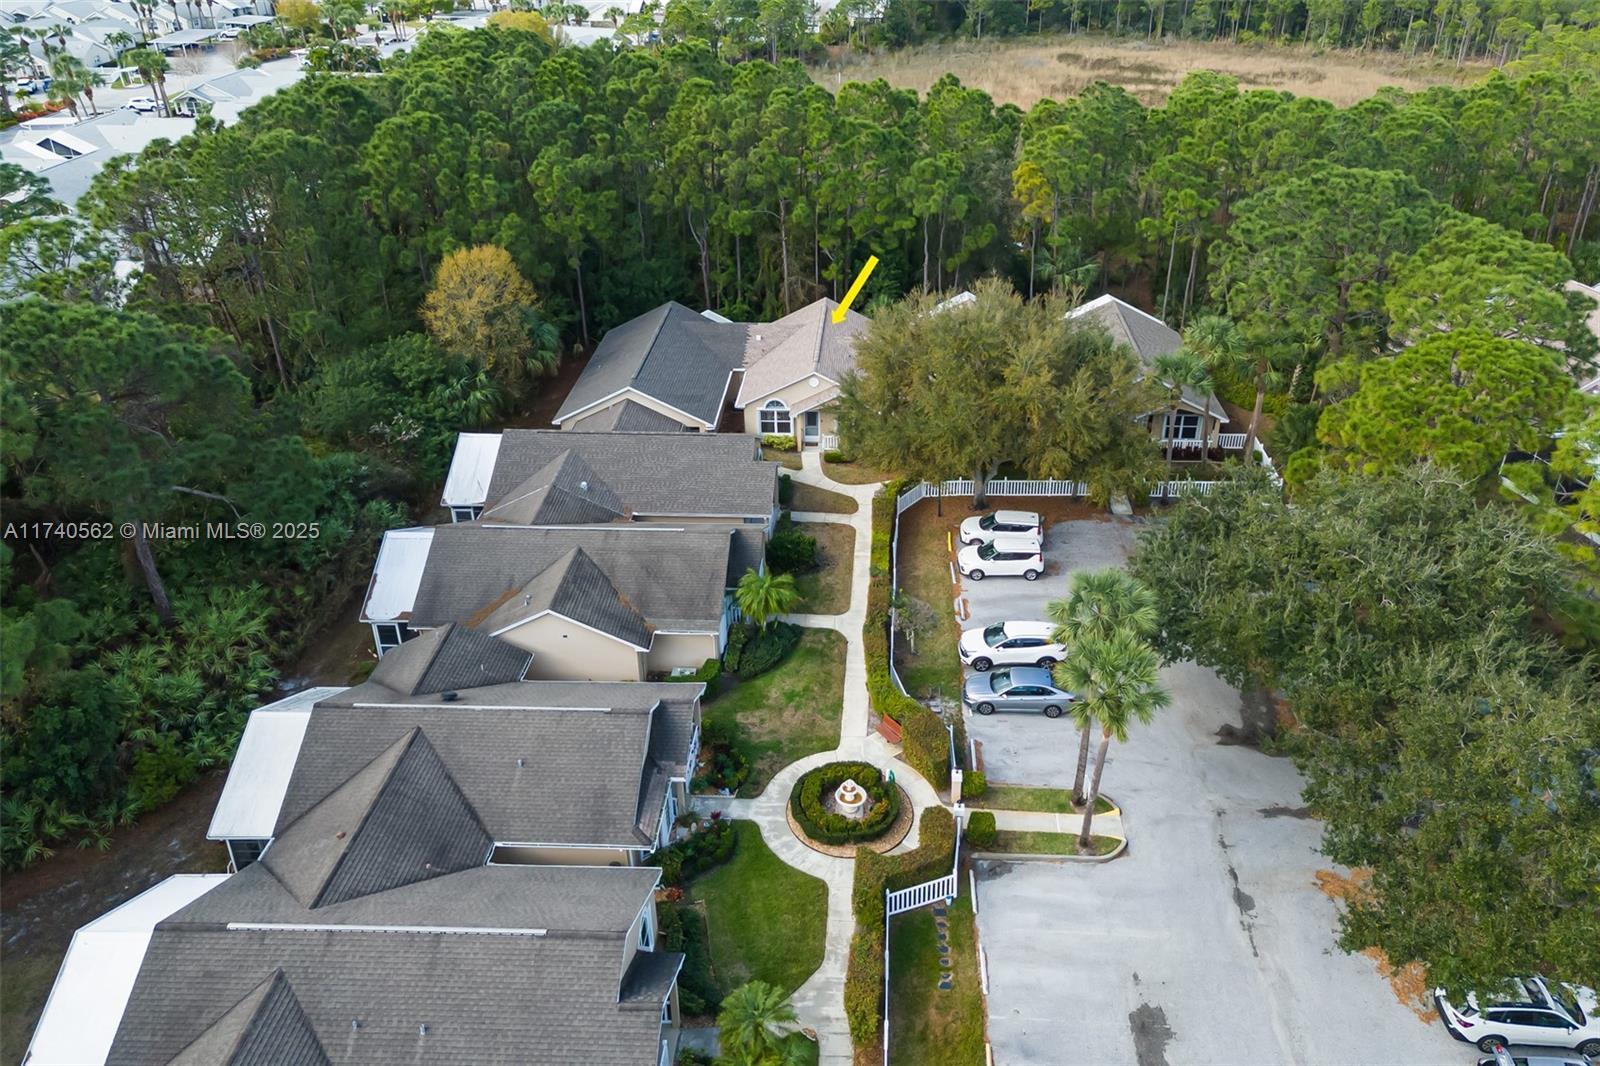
[961,769,986,798]
[645,818,737,887]
[966,810,997,847]
[788,761,901,845]
[724,622,752,673]
[844,929,885,1043]
[667,657,722,684]
[737,621,801,679]
[763,434,797,451]
[128,734,198,811]
[659,903,720,1015]
[767,528,819,574]
[823,449,851,463]
[778,472,794,506]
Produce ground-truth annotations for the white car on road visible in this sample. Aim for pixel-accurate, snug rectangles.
[958,509,1042,545]
[126,96,160,112]
[957,533,1042,581]
[959,620,1065,671]
[1436,977,1600,1057]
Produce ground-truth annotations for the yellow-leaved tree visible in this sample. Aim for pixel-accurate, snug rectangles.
[421,244,557,386]
[486,9,553,39]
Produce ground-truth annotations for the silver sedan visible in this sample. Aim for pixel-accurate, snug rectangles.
[962,666,1076,717]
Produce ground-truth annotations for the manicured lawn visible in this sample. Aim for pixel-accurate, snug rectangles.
[790,480,858,514]
[892,500,962,702]
[791,522,854,616]
[968,785,1114,815]
[689,821,828,998]
[765,447,803,469]
[821,457,894,484]
[703,628,845,796]
[887,891,985,1066]
[984,830,1121,856]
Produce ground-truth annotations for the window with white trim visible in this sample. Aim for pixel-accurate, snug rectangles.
[661,997,673,1025]
[759,399,792,435]
[374,622,416,655]
[449,506,481,523]
[1162,412,1202,441]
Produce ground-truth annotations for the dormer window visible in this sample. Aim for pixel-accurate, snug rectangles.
[759,400,791,436]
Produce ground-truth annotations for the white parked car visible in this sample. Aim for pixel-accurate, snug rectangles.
[127,95,160,113]
[957,534,1042,581]
[1436,977,1600,1057]
[958,508,1042,545]
[959,620,1065,671]
[217,27,239,39]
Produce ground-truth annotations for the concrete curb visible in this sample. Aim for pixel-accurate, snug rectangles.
[972,836,1128,864]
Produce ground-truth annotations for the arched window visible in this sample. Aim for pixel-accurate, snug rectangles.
[759,399,792,435]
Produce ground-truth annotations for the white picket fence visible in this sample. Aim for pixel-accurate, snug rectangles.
[818,433,840,451]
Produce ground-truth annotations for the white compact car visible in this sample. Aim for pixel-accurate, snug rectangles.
[959,620,1065,671]
[957,534,1042,581]
[958,509,1042,546]
[127,95,160,112]
[1436,977,1600,1057]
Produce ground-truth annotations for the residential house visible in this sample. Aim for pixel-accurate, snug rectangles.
[552,297,868,451]
[206,628,702,870]
[360,521,761,667]
[1066,294,1241,460]
[26,860,683,1064]
[439,428,779,528]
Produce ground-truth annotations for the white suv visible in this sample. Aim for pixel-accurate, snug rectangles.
[959,621,1065,670]
[959,509,1042,545]
[1436,977,1600,1057]
[957,534,1042,581]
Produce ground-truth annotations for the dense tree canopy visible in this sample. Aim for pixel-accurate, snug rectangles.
[834,279,1158,503]
[1316,329,1585,479]
[1129,466,1600,992]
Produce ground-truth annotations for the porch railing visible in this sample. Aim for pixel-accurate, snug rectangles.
[817,432,839,451]
[1217,432,1247,450]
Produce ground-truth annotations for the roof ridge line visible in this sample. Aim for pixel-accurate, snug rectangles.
[306,727,422,909]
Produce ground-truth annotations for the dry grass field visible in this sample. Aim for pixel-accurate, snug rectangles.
[809,35,1491,107]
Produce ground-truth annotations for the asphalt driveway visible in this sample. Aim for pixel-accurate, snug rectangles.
[959,516,1141,785]
[954,519,1469,1065]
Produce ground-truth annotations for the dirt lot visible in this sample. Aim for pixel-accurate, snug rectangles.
[810,35,1489,108]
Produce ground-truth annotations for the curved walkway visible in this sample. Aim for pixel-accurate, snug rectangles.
[693,452,943,1065]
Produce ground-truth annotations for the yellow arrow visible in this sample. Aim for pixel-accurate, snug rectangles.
[832,255,879,323]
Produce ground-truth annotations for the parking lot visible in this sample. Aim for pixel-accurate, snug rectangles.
[952,514,1472,1065]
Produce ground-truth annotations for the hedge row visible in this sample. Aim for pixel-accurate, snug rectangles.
[788,761,900,845]
[843,805,958,1046]
[864,481,949,790]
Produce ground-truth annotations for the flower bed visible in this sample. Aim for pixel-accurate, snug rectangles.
[788,761,901,845]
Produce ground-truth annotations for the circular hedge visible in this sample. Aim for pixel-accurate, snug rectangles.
[788,761,901,845]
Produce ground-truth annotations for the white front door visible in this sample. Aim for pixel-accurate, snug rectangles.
[802,410,820,445]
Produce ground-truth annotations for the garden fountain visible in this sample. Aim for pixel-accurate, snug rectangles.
[833,778,867,819]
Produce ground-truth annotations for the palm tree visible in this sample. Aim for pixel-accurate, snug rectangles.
[1056,629,1171,851]
[1048,569,1157,805]
[1150,349,1213,462]
[125,47,171,113]
[717,981,803,1065]
[734,568,799,632]
[46,23,73,52]
[104,29,135,65]
[1181,314,1280,457]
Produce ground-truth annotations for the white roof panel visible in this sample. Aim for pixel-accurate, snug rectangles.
[26,874,230,1066]
[440,432,503,507]
[360,526,434,623]
[206,687,344,840]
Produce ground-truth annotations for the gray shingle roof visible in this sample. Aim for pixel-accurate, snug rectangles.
[172,861,663,936]
[481,449,628,526]
[567,399,690,433]
[476,429,775,519]
[725,526,766,587]
[1067,295,1226,419]
[736,298,868,407]
[107,866,674,1066]
[262,729,491,909]
[553,302,753,427]
[165,969,329,1066]
[365,624,530,697]
[478,546,653,649]
[278,686,700,847]
[410,524,747,636]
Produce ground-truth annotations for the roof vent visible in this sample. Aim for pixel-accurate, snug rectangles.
[351,1020,362,1032]
[578,480,589,492]
[419,1024,429,1036]
[441,691,459,702]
